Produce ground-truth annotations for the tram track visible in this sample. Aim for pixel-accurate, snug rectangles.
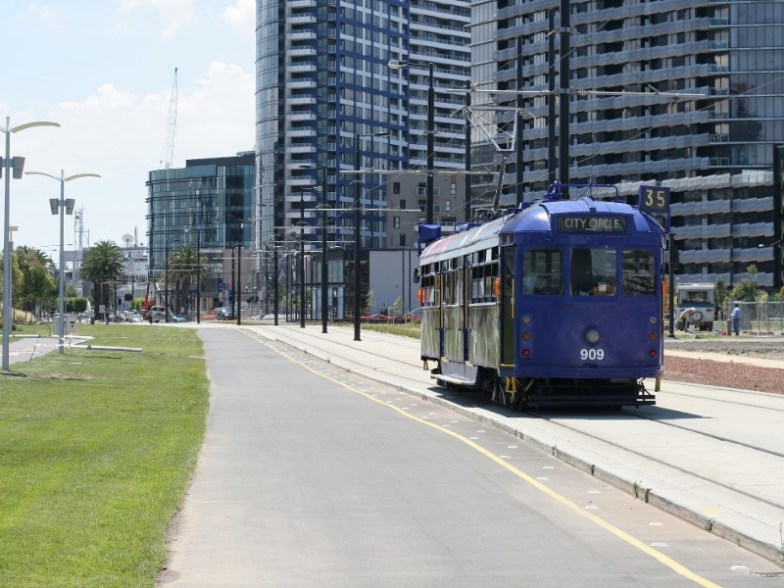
[249,324,784,465]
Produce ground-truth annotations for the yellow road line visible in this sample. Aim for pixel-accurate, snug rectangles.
[245,330,721,588]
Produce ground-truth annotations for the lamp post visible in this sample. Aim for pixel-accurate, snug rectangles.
[26,169,100,354]
[164,240,170,323]
[320,167,328,333]
[299,191,306,328]
[2,117,60,371]
[353,133,361,340]
[196,230,201,324]
[237,221,243,326]
[185,227,201,324]
[351,131,388,341]
[388,59,435,224]
[273,244,279,326]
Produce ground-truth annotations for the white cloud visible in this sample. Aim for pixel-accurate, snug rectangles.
[26,3,63,30]
[11,60,254,250]
[120,0,195,39]
[222,0,254,40]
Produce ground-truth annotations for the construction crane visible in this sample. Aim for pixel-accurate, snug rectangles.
[162,67,178,169]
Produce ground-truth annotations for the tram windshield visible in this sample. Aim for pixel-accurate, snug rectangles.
[523,247,656,297]
[522,249,562,295]
[621,250,656,296]
[570,248,616,296]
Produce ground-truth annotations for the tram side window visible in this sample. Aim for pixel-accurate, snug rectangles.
[471,261,498,302]
[571,248,617,296]
[419,266,436,307]
[522,249,562,295]
[622,250,656,296]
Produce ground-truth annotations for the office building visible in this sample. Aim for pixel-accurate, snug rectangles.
[472,0,783,288]
[146,153,255,312]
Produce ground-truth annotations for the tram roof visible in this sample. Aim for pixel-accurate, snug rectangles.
[420,197,661,263]
[420,214,509,261]
[501,197,659,236]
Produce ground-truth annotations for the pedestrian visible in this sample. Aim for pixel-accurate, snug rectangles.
[730,303,741,336]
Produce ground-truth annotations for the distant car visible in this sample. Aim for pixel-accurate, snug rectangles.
[169,314,187,323]
[145,306,167,323]
[215,307,235,321]
[362,313,388,323]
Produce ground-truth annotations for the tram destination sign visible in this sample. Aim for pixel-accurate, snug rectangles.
[557,216,627,233]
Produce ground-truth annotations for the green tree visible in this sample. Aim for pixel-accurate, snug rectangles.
[0,251,25,326]
[80,240,124,318]
[15,246,57,320]
[775,286,784,302]
[389,295,403,317]
[165,244,205,315]
[714,279,729,315]
[730,278,758,303]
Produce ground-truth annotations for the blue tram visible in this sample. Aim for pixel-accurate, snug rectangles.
[418,185,665,408]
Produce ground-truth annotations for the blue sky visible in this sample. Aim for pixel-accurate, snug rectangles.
[2,0,255,253]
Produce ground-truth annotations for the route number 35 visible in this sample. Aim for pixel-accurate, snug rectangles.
[580,348,605,361]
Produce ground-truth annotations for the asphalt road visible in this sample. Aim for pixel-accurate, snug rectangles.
[160,327,777,587]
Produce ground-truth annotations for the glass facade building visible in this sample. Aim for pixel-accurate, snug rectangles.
[146,153,255,309]
[255,0,470,318]
[472,0,784,288]
[255,0,470,251]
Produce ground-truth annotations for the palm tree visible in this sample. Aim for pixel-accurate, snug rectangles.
[81,240,124,319]
[165,244,205,316]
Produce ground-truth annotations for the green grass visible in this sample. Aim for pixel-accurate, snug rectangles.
[0,325,208,588]
[363,322,421,338]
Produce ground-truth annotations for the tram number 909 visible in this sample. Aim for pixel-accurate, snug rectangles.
[580,348,605,361]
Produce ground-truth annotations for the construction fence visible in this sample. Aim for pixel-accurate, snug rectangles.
[722,301,784,335]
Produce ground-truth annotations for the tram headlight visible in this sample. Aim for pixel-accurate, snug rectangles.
[584,328,601,345]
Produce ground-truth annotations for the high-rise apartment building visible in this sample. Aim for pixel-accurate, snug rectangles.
[255,0,470,254]
[472,0,783,289]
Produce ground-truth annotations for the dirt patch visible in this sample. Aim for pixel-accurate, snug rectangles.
[664,342,784,394]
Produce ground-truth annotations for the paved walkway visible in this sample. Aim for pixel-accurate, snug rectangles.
[3,335,59,365]
[241,323,784,567]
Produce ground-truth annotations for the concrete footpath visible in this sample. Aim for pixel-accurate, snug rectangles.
[244,323,784,567]
[4,335,59,364]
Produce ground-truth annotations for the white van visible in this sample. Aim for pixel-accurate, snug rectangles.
[675,283,715,331]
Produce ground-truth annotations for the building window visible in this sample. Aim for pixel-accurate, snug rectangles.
[393,182,400,194]
[450,182,457,195]
[399,234,406,247]
[400,199,406,209]
[393,216,400,228]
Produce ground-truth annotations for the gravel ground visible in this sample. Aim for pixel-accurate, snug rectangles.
[663,339,784,395]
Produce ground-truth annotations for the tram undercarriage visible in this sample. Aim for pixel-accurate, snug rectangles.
[430,362,655,409]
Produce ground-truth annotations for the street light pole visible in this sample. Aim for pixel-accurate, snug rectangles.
[237,221,243,326]
[196,230,201,324]
[273,244,279,326]
[388,60,435,224]
[353,133,361,341]
[164,241,170,323]
[26,169,99,355]
[321,167,328,333]
[2,117,60,371]
[426,62,434,225]
[300,191,306,329]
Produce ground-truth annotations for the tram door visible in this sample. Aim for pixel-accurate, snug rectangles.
[500,245,516,368]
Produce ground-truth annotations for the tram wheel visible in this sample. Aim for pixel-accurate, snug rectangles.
[491,379,506,405]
